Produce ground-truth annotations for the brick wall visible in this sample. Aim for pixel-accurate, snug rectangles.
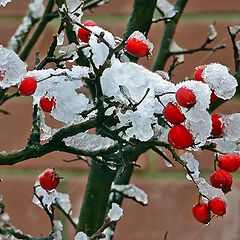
[0,1,240,240]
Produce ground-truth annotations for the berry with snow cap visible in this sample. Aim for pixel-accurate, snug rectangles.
[194,65,205,82]
[218,153,240,172]
[125,31,153,58]
[176,87,196,108]
[40,95,56,113]
[39,168,61,191]
[168,124,193,149]
[211,114,225,137]
[77,20,96,43]
[18,77,37,96]
[163,102,185,125]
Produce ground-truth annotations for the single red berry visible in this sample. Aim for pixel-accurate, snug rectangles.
[40,95,56,113]
[168,124,193,149]
[77,20,96,43]
[125,38,150,57]
[210,169,232,193]
[211,114,225,137]
[218,153,240,172]
[176,87,196,108]
[208,197,226,216]
[163,102,185,124]
[39,168,61,191]
[210,90,219,101]
[18,77,37,96]
[192,202,211,224]
[194,65,205,82]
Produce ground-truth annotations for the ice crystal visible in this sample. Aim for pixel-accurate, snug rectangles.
[74,232,88,240]
[170,41,184,62]
[107,203,123,222]
[180,152,199,180]
[64,132,115,152]
[157,0,177,18]
[88,26,115,68]
[229,25,240,35]
[223,113,240,141]
[53,220,63,240]
[112,183,148,205]
[202,63,237,100]
[0,45,27,88]
[208,24,217,40]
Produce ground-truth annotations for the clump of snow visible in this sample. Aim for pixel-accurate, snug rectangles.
[0,45,27,88]
[229,25,240,35]
[107,203,123,222]
[57,31,65,46]
[112,183,148,205]
[180,152,199,180]
[0,0,11,7]
[1,213,9,224]
[102,227,114,240]
[127,31,154,57]
[202,63,237,100]
[59,43,79,62]
[170,41,184,62]
[64,132,115,152]
[157,0,177,18]
[56,192,72,215]
[195,177,226,201]
[53,220,63,240]
[223,113,240,141]
[74,232,88,240]
[88,26,115,68]
[212,139,237,154]
[29,0,45,19]
[208,24,217,40]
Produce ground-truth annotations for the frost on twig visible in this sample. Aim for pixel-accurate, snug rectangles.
[170,41,184,63]
[156,0,177,18]
[8,0,45,52]
[74,232,88,240]
[0,0,11,7]
[208,24,217,40]
[112,183,148,205]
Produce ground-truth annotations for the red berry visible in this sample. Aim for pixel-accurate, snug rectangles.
[77,20,96,43]
[194,65,205,82]
[39,168,60,191]
[163,102,185,124]
[18,77,37,96]
[210,169,232,193]
[210,90,219,101]
[211,114,225,137]
[192,202,211,224]
[125,38,150,57]
[208,197,226,216]
[168,124,193,149]
[176,87,196,108]
[40,95,56,113]
[218,153,240,172]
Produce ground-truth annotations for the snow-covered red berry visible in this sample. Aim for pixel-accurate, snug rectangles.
[211,114,225,137]
[192,202,211,224]
[210,169,232,193]
[163,102,185,124]
[168,124,193,149]
[40,95,56,113]
[176,87,196,108]
[218,153,240,172]
[208,197,226,216]
[39,168,61,191]
[210,91,219,101]
[18,77,37,96]
[194,65,205,82]
[77,20,96,43]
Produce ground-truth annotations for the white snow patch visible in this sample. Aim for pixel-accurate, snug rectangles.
[0,0,11,7]
[157,0,177,18]
[107,203,123,222]
[74,232,88,240]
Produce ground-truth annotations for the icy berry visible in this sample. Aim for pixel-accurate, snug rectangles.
[77,20,96,43]
[18,77,37,96]
[218,153,240,172]
[194,65,205,82]
[168,124,193,149]
[210,169,232,193]
[163,102,185,124]
[176,87,196,108]
[211,114,225,137]
[39,168,61,191]
[208,197,226,216]
[125,37,150,57]
[192,202,211,224]
[40,95,56,113]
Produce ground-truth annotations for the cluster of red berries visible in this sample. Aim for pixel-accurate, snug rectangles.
[18,77,56,113]
[39,168,61,191]
[193,153,240,224]
[163,87,196,149]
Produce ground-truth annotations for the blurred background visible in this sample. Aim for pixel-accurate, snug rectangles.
[0,0,240,239]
